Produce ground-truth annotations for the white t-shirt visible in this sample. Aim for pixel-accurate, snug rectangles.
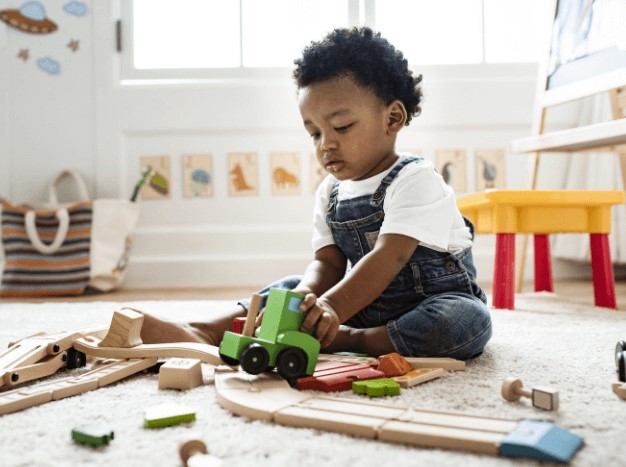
[312,154,472,254]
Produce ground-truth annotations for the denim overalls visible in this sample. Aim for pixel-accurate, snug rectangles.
[245,157,492,359]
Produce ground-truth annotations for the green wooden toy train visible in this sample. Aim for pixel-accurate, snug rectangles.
[219,289,320,379]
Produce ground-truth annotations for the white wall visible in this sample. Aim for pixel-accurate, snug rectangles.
[1,1,593,289]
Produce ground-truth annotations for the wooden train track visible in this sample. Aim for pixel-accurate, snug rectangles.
[73,336,223,366]
[214,368,584,463]
[0,358,157,416]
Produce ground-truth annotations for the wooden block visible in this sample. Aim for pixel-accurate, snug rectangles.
[352,378,401,397]
[392,368,445,388]
[377,353,413,377]
[98,309,144,348]
[158,358,203,391]
[71,424,114,446]
[296,364,385,392]
[232,317,246,334]
[144,403,196,428]
[405,357,465,371]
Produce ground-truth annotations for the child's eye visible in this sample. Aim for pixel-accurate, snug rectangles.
[334,124,352,133]
[310,132,320,140]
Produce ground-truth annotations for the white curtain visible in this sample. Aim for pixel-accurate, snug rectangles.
[551,93,626,263]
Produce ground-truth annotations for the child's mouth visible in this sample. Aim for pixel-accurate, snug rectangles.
[326,161,341,172]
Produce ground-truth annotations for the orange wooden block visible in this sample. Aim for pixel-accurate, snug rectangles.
[377,353,413,377]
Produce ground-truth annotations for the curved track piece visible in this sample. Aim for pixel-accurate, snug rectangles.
[74,336,223,366]
[215,369,583,463]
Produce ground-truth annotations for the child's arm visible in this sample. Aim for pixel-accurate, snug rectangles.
[300,233,418,348]
[292,244,347,297]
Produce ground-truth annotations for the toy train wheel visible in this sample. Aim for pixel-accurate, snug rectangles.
[240,344,270,375]
[219,353,239,366]
[277,348,308,380]
[65,348,87,369]
[617,341,626,383]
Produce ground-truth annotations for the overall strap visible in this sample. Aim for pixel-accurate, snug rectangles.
[370,156,423,207]
[327,181,340,214]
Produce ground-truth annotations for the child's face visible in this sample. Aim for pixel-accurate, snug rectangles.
[298,74,399,181]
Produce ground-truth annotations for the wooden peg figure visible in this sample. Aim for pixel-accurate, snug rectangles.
[179,438,223,467]
[501,376,559,411]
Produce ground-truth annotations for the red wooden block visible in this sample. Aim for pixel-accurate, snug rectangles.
[232,317,246,334]
[296,363,384,392]
[377,353,413,377]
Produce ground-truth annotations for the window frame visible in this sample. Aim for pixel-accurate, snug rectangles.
[117,0,547,85]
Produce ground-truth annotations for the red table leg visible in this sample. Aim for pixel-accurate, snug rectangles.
[589,233,617,309]
[494,233,515,309]
[534,234,553,292]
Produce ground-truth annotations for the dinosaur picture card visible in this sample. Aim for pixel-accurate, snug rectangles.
[270,152,301,196]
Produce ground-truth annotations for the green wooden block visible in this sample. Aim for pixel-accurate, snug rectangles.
[352,378,401,397]
[144,403,196,428]
[71,424,114,446]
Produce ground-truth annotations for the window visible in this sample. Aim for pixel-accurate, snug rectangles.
[123,0,555,79]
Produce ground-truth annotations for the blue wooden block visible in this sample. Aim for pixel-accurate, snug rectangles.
[499,419,584,463]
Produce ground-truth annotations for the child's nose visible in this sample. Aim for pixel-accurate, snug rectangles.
[320,134,338,151]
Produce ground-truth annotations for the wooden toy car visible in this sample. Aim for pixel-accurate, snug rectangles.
[219,289,320,379]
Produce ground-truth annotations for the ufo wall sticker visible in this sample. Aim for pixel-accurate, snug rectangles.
[0,1,58,34]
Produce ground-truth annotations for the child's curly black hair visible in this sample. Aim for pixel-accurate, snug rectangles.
[293,27,422,125]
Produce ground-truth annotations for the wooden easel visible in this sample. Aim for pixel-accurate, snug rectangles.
[512,0,626,292]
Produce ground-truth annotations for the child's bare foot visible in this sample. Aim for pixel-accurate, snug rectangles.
[139,313,204,344]
[138,305,247,346]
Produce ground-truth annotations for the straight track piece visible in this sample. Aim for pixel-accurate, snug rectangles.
[0,327,108,389]
[0,357,157,416]
[215,369,583,463]
[74,336,223,366]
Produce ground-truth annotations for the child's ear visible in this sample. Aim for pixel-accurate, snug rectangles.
[386,100,407,133]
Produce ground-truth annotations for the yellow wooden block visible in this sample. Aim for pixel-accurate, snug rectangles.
[457,190,624,234]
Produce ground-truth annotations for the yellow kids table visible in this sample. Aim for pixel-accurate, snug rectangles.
[457,190,625,310]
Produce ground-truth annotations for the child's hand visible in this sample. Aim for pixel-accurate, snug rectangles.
[299,293,341,348]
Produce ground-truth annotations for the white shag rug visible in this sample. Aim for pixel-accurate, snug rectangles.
[0,293,625,467]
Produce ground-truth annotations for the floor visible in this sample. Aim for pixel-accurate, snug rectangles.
[2,280,626,307]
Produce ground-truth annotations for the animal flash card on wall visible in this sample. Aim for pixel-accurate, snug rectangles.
[436,149,467,194]
[140,156,171,200]
[228,152,258,196]
[475,149,506,190]
[183,155,213,198]
[271,152,301,196]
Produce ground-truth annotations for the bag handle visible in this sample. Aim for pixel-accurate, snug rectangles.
[25,209,70,255]
[48,170,90,205]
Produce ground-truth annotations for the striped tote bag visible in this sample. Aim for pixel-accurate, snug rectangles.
[0,171,139,297]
